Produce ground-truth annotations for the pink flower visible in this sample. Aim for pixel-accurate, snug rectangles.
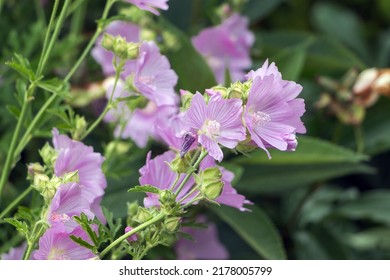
[48,183,93,232]
[125,0,169,15]
[33,226,96,260]
[139,151,196,207]
[124,226,138,242]
[175,216,228,260]
[53,128,107,203]
[192,13,254,84]
[0,243,27,260]
[244,60,306,158]
[91,21,140,76]
[129,41,178,106]
[184,92,246,162]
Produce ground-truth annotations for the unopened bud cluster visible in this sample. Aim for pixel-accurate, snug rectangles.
[102,33,139,60]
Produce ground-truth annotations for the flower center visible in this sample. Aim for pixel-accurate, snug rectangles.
[50,213,70,223]
[48,248,70,260]
[205,120,221,137]
[252,111,271,125]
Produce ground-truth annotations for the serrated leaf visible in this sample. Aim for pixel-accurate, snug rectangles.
[36,78,69,97]
[234,136,369,165]
[69,235,95,250]
[5,53,35,81]
[5,218,30,237]
[128,185,161,194]
[212,205,286,260]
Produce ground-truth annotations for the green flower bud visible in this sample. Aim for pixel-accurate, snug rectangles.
[39,143,57,167]
[202,181,224,200]
[228,81,245,99]
[159,190,176,208]
[180,90,193,111]
[196,167,224,200]
[168,153,192,173]
[126,43,139,60]
[113,36,128,59]
[27,162,45,180]
[211,86,229,98]
[164,216,181,234]
[72,115,87,141]
[101,33,115,51]
[133,207,152,224]
[32,173,50,192]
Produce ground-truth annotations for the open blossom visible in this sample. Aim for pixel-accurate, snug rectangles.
[184,93,246,162]
[33,226,96,260]
[192,13,254,84]
[175,216,228,260]
[139,151,196,207]
[91,21,140,76]
[126,41,178,106]
[125,0,169,15]
[53,128,107,203]
[48,182,93,232]
[244,60,306,158]
[139,151,250,211]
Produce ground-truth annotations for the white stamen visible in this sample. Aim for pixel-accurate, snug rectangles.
[252,111,271,125]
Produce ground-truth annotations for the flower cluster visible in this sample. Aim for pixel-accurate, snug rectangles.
[92,21,178,148]
[31,129,107,260]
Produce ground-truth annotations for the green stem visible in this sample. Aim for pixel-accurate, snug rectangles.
[99,212,166,259]
[81,65,121,140]
[13,0,114,161]
[35,0,47,24]
[36,0,71,78]
[0,186,33,221]
[23,223,47,260]
[134,245,152,260]
[182,196,203,209]
[36,0,60,77]
[0,87,32,204]
[70,0,87,39]
[175,149,208,196]
[177,184,199,204]
[354,125,364,154]
[169,174,180,191]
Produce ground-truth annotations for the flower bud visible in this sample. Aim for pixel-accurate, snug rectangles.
[126,43,139,60]
[202,181,224,200]
[62,171,79,184]
[72,115,87,141]
[180,90,193,111]
[133,207,152,224]
[159,190,176,208]
[39,143,57,167]
[125,226,138,242]
[209,86,228,98]
[32,173,50,192]
[113,36,128,59]
[228,81,246,99]
[101,33,115,51]
[196,167,224,200]
[168,153,192,173]
[163,216,181,234]
[180,133,196,158]
[27,162,45,180]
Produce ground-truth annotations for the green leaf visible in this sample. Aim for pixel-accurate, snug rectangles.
[311,2,369,61]
[4,218,30,237]
[5,53,35,81]
[128,185,161,194]
[271,37,314,81]
[69,235,95,251]
[336,190,390,225]
[234,136,368,165]
[236,163,374,194]
[36,78,69,98]
[6,105,21,120]
[159,18,216,92]
[244,0,284,22]
[345,228,390,250]
[212,205,286,260]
